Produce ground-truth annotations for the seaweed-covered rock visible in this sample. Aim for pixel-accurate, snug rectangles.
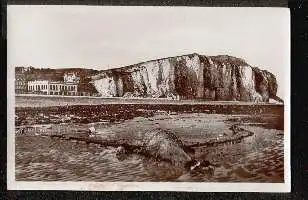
[141,128,192,166]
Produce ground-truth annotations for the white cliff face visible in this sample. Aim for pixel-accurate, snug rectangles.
[144,62,160,94]
[91,54,279,102]
[158,59,174,97]
[93,74,120,97]
[93,77,113,97]
[182,54,204,98]
[131,69,146,95]
[238,66,263,102]
[181,55,200,77]
[239,66,255,89]
[117,77,124,96]
[108,78,118,97]
[128,58,175,98]
[144,59,174,97]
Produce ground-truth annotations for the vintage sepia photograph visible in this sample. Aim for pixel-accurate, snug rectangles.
[7,6,290,192]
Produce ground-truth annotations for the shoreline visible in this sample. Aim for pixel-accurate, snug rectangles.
[15,94,284,108]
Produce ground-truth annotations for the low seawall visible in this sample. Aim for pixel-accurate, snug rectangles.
[15,95,283,107]
[16,102,283,115]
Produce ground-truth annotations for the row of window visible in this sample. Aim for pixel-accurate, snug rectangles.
[50,91,78,95]
[15,81,26,86]
[49,85,76,91]
[28,85,48,91]
[28,84,77,91]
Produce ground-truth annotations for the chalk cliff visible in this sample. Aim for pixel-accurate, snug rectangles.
[91,53,280,102]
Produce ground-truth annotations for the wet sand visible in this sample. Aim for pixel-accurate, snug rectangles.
[15,113,284,182]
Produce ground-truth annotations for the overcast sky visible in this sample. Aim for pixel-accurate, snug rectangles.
[7,6,289,99]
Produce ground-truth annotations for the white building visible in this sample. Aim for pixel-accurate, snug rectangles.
[28,80,49,95]
[28,72,79,96]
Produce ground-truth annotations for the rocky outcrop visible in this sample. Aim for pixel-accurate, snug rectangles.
[92,53,280,102]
